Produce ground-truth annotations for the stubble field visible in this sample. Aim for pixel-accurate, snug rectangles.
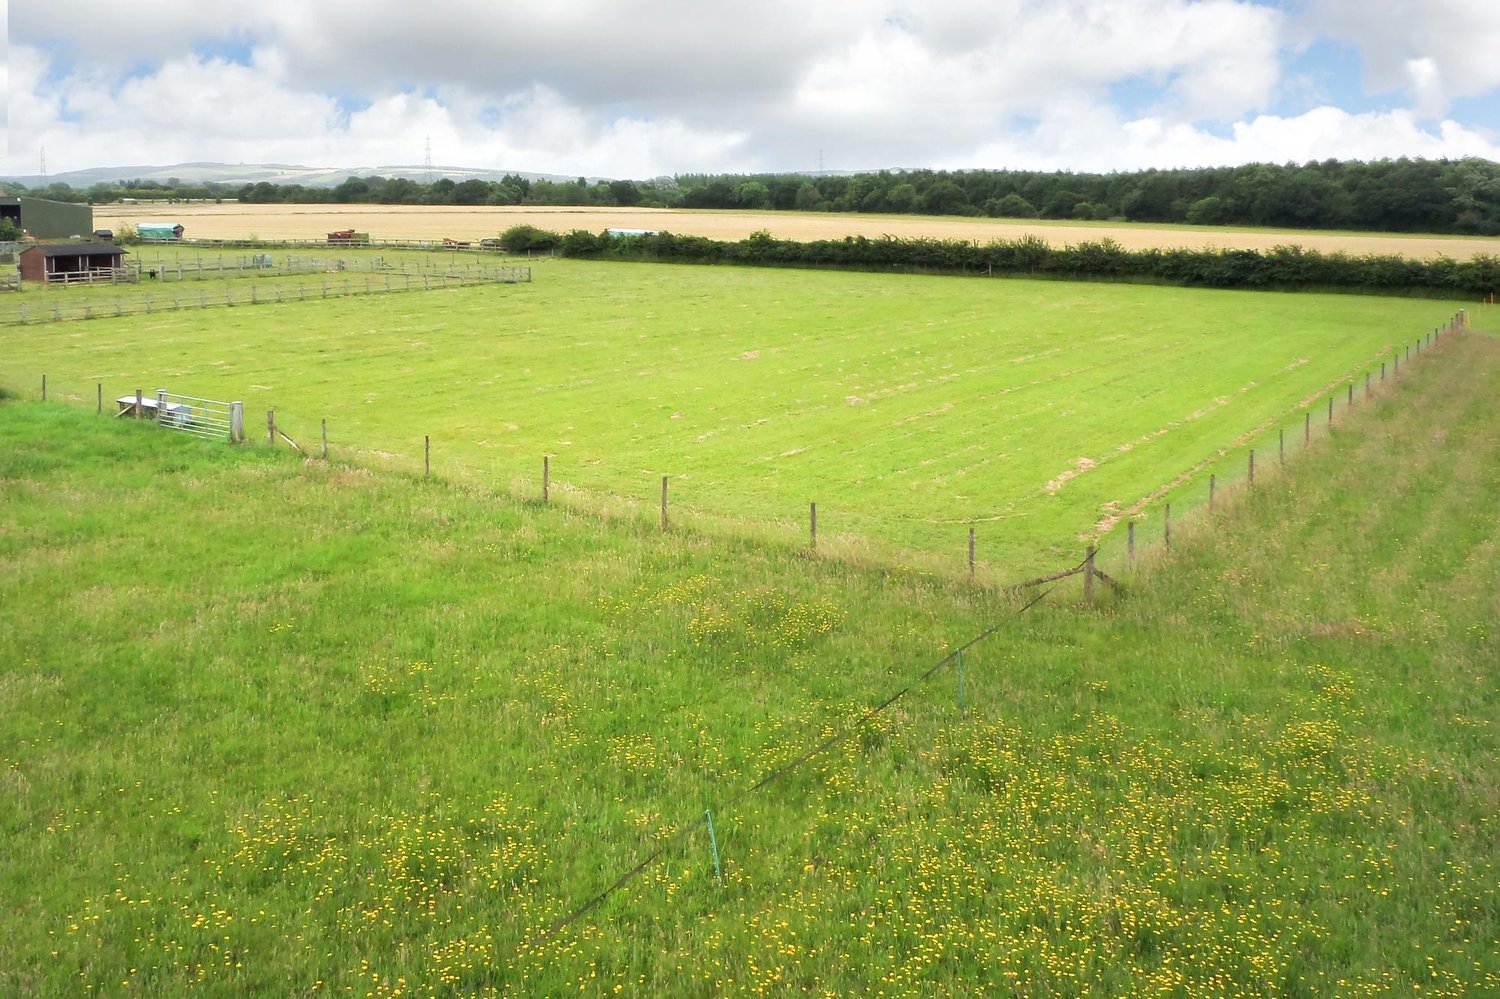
[93,201,1500,259]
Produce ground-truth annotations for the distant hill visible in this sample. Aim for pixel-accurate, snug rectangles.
[0,162,592,189]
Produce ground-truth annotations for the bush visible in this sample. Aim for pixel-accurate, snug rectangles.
[497,224,561,253]
[558,229,604,256]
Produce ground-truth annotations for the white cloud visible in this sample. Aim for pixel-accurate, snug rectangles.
[3,0,1498,178]
[955,103,1500,173]
[1299,0,1500,111]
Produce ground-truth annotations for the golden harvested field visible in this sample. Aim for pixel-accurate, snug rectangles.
[95,201,1500,258]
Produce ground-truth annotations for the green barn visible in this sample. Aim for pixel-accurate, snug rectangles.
[0,195,93,239]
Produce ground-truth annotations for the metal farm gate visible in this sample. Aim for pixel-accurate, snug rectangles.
[141,390,243,442]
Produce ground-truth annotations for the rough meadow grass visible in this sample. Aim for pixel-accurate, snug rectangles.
[0,256,1470,578]
[0,325,1495,995]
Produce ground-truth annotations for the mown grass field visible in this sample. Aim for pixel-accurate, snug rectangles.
[0,256,1471,578]
[0,319,1495,996]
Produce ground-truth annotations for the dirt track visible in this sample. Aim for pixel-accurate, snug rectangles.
[94,202,1500,259]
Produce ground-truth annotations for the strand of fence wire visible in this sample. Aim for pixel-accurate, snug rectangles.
[534,575,1073,943]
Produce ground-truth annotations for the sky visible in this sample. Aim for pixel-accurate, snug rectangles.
[3,0,1499,180]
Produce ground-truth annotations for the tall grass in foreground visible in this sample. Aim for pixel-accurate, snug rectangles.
[0,330,1495,996]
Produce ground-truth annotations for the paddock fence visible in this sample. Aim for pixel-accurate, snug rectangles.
[8,308,1474,947]
[0,265,531,327]
[21,309,1469,603]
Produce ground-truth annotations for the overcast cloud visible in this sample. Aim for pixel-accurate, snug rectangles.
[4,0,1498,178]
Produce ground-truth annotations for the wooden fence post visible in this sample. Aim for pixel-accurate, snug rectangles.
[1127,520,1136,565]
[543,455,550,502]
[267,409,275,443]
[425,435,431,479]
[1249,449,1255,489]
[1305,411,1310,444]
[1084,546,1096,605]
[1164,503,1172,549]
[661,476,669,531]
[41,374,46,401]
[321,419,328,460]
[1209,473,1216,512]
[1328,396,1334,426]
[97,383,102,415]
[230,402,244,443]
[1279,428,1285,464]
[810,502,817,550]
[968,527,976,580]
[135,389,143,419]
[1365,372,1371,398]
[1347,383,1353,406]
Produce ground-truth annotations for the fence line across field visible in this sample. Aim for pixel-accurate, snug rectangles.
[133,253,521,284]
[26,309,1467,601]
[9,309,1471,951]
[0,266,531,327]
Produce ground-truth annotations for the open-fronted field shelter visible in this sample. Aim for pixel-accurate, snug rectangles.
[18,242,126,282]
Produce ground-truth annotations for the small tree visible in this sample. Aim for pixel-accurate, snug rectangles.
[987,193,1038,219]
[0,217,23,241]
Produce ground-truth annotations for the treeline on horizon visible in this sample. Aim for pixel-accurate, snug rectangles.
[6,157,1500,236]
[503,225,1500,298]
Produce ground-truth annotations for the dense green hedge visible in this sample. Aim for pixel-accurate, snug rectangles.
[547,227,1499,297]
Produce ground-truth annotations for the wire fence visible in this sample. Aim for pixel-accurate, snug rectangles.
[0,266,531,327]
[128,253,519,283]
[10,308,1470,942]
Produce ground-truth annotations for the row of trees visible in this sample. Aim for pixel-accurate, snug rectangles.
[516,225,1500,297]
[7,157,1500,235]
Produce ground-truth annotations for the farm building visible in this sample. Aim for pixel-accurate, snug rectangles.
[19,242,127,283]
[137,222,185,241]
[0,195,93,239]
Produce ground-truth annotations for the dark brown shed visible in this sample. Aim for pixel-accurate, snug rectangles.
[19,242,126,283]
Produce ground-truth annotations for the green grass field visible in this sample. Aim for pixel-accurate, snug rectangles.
[0,256,1470,579]
[0,319,1495,996]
